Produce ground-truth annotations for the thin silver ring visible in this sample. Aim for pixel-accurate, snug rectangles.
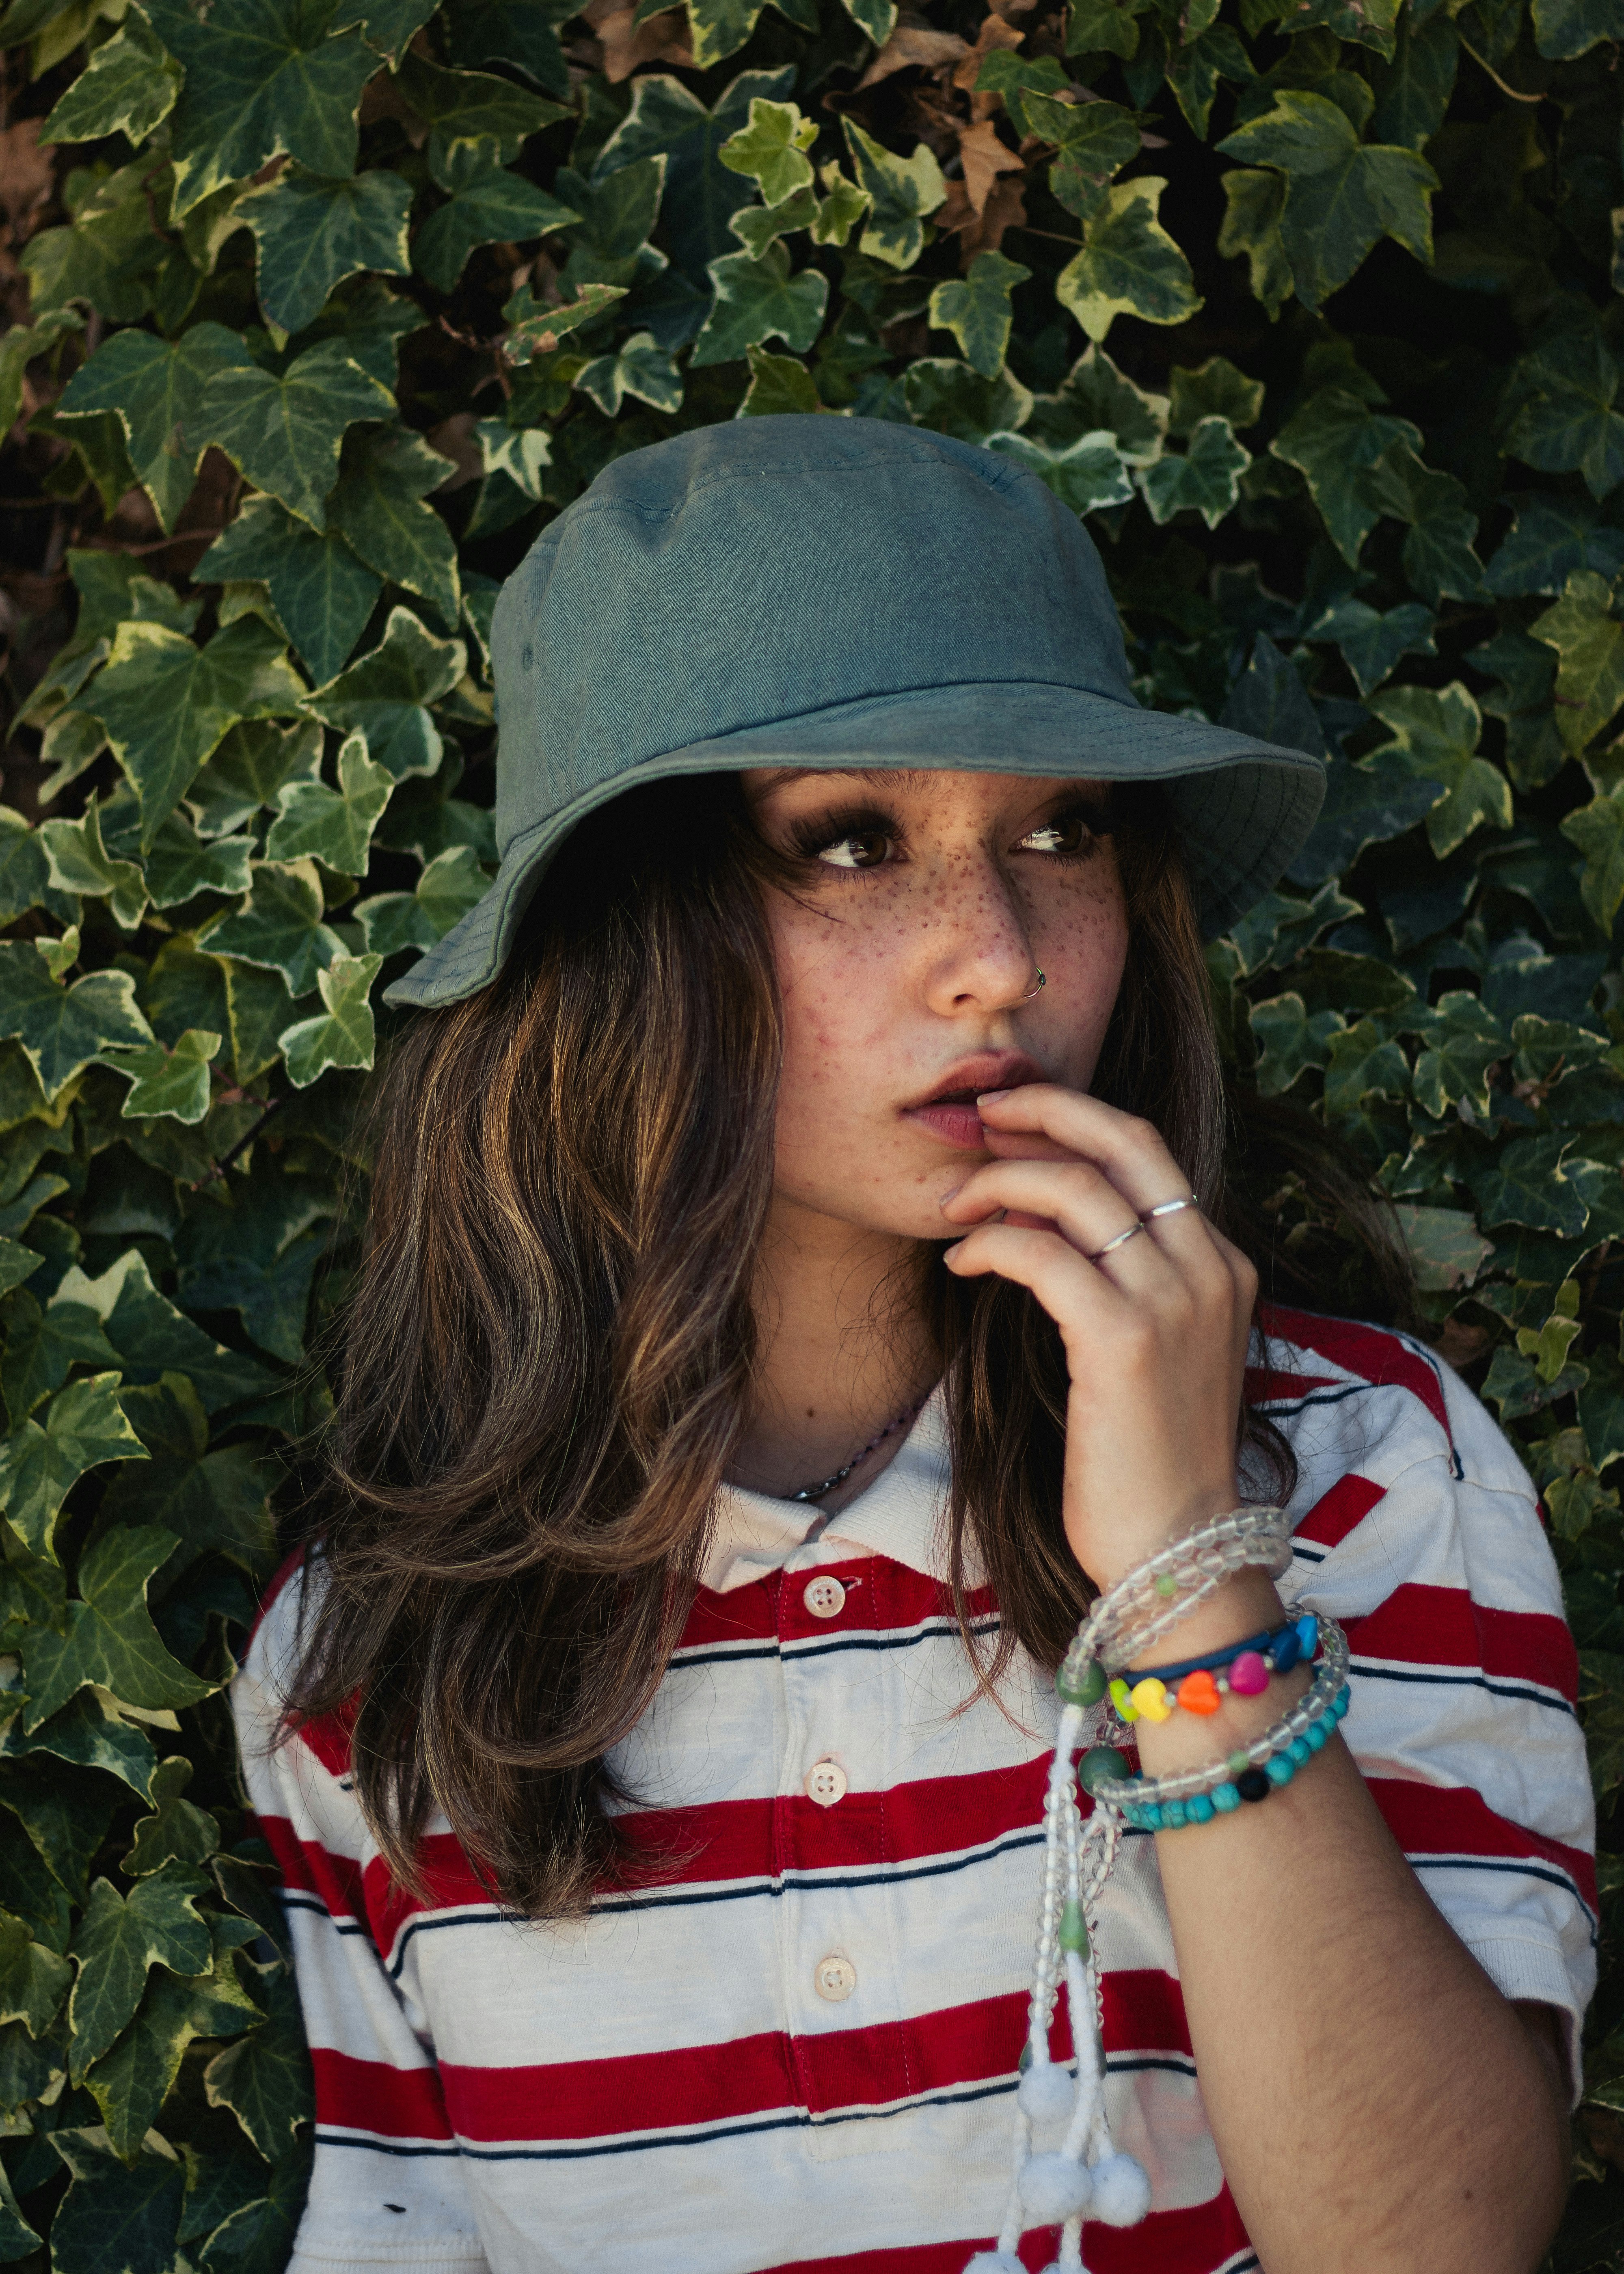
[1141,1195,1197,1221]
[1088,1221,1145,1262]
[1017,968,1046,1003]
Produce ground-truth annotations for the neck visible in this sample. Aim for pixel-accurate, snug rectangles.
[732,1198,938,1507]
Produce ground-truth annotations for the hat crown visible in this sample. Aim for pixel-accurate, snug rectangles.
[489,415,1134,858]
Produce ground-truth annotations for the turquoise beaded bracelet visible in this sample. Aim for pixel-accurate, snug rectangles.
[1119,1682,1350,1830]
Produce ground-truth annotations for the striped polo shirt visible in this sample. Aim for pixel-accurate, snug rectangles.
[233,1306,1596,2274]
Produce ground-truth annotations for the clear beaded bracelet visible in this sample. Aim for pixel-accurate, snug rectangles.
[965,1504,1317,2274]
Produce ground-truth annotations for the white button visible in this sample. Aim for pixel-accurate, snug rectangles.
[805,1760,848,1807]
[814,1954,857,2002]
[803,1576,846,1618]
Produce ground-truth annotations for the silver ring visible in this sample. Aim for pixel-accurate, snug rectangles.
[1088,1221,1145,1262]
[1142,1195,1197,1221]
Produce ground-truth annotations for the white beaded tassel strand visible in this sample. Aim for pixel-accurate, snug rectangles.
[964,1511,1294,2274]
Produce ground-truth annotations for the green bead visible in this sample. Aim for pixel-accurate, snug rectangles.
[1227,1749,1253,1777]
[1057,1660,1108,1708]
[1079,1745,1130,1795]
[1154,1573,1179,1598]
[1058,1899,1090,1955]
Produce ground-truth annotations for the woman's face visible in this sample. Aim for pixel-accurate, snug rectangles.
[743,766,1131,1244]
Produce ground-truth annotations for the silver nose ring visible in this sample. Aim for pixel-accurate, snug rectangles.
[1018,968,1046,1003]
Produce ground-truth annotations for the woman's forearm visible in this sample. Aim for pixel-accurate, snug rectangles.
[1132,1570,1570,2274]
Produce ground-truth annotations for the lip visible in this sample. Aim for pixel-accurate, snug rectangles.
[901,1052,1046,1151]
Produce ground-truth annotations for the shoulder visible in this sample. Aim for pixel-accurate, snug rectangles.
[1253,1301,1534,1506]
[232,1546,355,1781]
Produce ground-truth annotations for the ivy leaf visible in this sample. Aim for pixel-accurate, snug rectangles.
[45,2131,186,2274]
[1532,571,1624,757]
[0,1377,146,1563]
[1531,0,1615,63]
[728,184,818,261]
[1167,356,1264,437]
[203,860,344,997]
[326,424,463,630]
[1217,166,1294,320]
[39,8,183,145]
[594,67,799,287]
[1469,1132,1589,1236]
[928,251,1031,380]
[66,1863,211,2076]
[1487,494,1624,599]
[3,1692,158,1805]
[1216,92,1438,309]
[83,615,308,850]
[102,1030,221,1126]
[1364,682,1510,858]
[1364,441,1484,603]
[102,1442,276,1574]
[392,49,570,183]
[1371,10,1458,150]
[1269,386,1421,564]
[278,953,383,1087]
[124,1757,220,1877]
[145,0,379,217]
[719,96,817,205]
[842,120,947,270]
[412,143,581,295]
[506,281,630,361]
[1304,597,1435,695]
[470,418,552,499]
[735,343,824,416]
[1138,415,1251,528]
[576,331,686,417]
[174,1175,336,1362]
[143,814,255,911]
[53,1250,274,1416]
[691,240,829,367]
[1055,177,1201,342]
[1411,991,1509,1120]
[0,1289,118,1431]
[55,322,246,535]
[200,494,381,687]
[205,1963,313,2159]
[1026,343,1165,462]
[355,844,491,956]
[198,340,395,531]
[1249,993,1344,1095]
[1561,781,1624,934]
[39,802,148,932]
[235,163,415,335]
[985,428,1133,514]
[302,608,466,781]
[21,1526,214,1730]
[0,950,152,1103]
[903,359,1033,447]
[0,1909,71,2036]
[186,715,323,839]
[265,733,393,876]
[86,1921,261,2158]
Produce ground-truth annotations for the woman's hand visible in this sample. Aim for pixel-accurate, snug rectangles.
[939,1085,1257,1590]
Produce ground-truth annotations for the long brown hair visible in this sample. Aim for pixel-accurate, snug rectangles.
[287,774,1309,1915]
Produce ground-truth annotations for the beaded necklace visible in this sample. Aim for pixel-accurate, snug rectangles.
[785,1397,927,1503]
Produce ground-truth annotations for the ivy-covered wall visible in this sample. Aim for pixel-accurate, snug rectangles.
[0,0,1620,2262]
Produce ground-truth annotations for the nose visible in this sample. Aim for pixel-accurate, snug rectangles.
[918,848,1038,1018]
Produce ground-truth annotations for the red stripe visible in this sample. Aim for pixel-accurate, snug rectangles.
[1345,1584,1577,1702]
[311,2047,456,2139]
[1367,1776,1596,1912]
[1101,1967,1194,2059]
[1245,1366,1340,1405]
[260,1811,366,1921]
[289,1690,359,1780]
[1295,1473,1385,1550]
[1259,1304,1453,1444]
[678,1561,997,1656]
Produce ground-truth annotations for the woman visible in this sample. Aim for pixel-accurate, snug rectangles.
[234,419,1589,2274]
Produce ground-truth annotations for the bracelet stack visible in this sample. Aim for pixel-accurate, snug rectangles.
[965,1506,1347,2274]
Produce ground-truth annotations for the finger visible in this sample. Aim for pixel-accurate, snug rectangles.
[976,1087,1195,1216]
[942,1219,1125,1319]
[942,1157,1173,1269]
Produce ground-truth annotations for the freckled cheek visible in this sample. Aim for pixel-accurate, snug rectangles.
[1039,878,1130,1080]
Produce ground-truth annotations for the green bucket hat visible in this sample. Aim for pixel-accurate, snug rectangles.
[386,415,1325,1010]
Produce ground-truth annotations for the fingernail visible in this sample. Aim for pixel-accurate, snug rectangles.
[942,1240,964,1262]
[978,1088,1009,1105]
[938,1185,961,1209]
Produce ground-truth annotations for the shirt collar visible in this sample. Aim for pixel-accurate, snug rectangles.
[701,1385,956,1594]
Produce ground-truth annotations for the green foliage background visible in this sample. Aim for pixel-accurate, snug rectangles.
[0,0,1618,2258]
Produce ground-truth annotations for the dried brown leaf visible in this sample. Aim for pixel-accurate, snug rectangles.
[957,117,1024,215]
[952,12,1027,91]
[857,24,971,87]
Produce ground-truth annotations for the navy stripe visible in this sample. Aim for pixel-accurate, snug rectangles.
[1350,1660,1576,1718]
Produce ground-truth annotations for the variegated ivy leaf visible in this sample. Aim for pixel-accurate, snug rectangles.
[841,121,946,271]
[1362,682,1510,860]
[265,735,394,879]
[506,283,630,361]
[927,252,1031,382]
[302,608,466,783]
[39,9,183,146]
[719,98,817,206]
[56,323,246,536]
[0,1376,148,1564]
[575,333,685,419]
[1055,179,1201,344]
[102,1031,222,1127]
[691,242,829,368]
[1137,416,1252,530]
[729,187,819,261]
[473,421,553,502]
[1532,572,1624,759]
[39,804,147,933]
[736,344,825,418]
[0,951,153,1102]
[985,430,1133,517]
[235,163,415,336]
[278,954,384,1088]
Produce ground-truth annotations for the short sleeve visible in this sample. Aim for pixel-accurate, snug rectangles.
[1263,1315,1597,2102]
[232,1556,492,2272]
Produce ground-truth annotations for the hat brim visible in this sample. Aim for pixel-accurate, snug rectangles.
[384,681,1325,1009]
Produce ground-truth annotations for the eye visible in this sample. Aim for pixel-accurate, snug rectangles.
[1020,812,1096,856]
[814,829,894,869]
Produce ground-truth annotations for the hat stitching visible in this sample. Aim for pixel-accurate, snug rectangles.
[551,444,1030,524]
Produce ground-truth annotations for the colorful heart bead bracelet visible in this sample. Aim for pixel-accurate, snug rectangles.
[1108,1613,1322,1724]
